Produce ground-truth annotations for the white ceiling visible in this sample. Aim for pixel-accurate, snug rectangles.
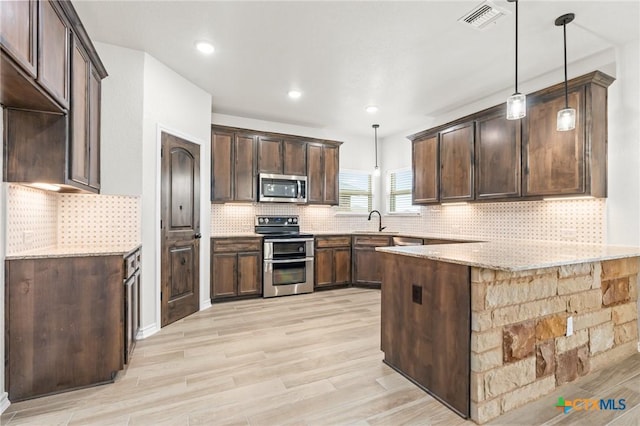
[73,0,640,139]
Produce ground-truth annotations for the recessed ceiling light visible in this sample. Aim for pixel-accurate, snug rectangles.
[366,105,379,114]
[195,41,215,55]
[288,90,302,99]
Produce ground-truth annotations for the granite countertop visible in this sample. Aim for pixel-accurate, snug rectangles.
[376,240,640,271]
[6,243,141,260]
[211,232,262,238]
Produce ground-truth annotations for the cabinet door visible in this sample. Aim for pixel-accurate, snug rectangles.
[258,137,283,173]
[412,135,439,204]
[38,0,69,108]
[234,134,256,201]
[353,248,382,285]
[88,67,101,190]
[333,247,351,285]
[70,36,89,186]
[307,144,324,203]
[0,0,37,76]
[323,145,339,205]
[211,252,237,298]
[211,130,233,202]
[314,248,334,287]
[237,252,262,296]
[475,111,521,200]
[283,140,306,176]
[523,89,585,196]
[440,122,474,201]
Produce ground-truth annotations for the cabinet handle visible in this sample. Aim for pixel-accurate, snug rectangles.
[194,233,202,239]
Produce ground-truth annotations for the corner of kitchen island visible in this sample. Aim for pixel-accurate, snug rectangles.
[377,241,640,424]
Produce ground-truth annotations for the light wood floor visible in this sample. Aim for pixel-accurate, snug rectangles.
[2,288,639,426]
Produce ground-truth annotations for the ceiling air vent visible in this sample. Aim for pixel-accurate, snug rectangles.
[458,1,510,30]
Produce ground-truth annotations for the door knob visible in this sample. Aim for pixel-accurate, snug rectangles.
[194,233,202,239]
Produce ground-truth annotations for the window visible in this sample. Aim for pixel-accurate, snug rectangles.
[386,167,420,214]
[337,170,372,213]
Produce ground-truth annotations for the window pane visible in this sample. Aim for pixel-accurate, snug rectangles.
[338,170,372,212]
[388,167,419,213]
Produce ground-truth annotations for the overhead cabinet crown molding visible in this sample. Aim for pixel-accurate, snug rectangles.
[409,70,615,204]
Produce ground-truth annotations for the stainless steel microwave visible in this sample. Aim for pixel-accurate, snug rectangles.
[259,173,307,203]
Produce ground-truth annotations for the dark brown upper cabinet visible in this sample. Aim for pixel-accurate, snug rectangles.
[475,107,521,200]
[2,0,107,193]
[307,143,339,205]
[257,137,307,176]
[38,0,70,109]
[412,134,439,204]
[211,127,256,202]
[440,122,474,202]
[522,72,613,198]
[67,34,101,192]
[409,70,614,204]
[0,0,38,77]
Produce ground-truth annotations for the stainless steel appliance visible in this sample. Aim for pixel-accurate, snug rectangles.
[258,173,307,203]
[255,215,314,297]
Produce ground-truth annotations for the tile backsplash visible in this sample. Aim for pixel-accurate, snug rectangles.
[211,198,606,244]
[6,184,141,254]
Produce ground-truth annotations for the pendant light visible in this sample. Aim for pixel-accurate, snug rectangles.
[555,13,576,131]
[506,0,525,120]
[372,124,380,177]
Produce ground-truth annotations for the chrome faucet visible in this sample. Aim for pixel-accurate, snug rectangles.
[367,210,386,232]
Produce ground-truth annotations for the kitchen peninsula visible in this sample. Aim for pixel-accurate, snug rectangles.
[377,241,640,424]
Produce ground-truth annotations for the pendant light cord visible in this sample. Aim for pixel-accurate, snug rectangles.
[515,0,519,94]
[563,21,569,109]
[374,125,378,168]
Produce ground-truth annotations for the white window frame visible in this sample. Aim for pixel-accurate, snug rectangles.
[336,169,373,215]
[385,167,420,216]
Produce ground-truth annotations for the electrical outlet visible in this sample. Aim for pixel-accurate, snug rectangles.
[23,231,34,246]
[566,316,573,336]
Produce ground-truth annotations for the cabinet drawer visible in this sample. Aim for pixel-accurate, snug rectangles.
[353,235,392,247]
[124,249,139,279]
[316,236,351,248]
[212,238,262,253]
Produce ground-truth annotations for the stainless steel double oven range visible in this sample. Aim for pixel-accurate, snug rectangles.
[255,216,314,298]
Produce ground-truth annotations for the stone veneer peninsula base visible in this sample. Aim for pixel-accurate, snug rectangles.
[378,242,639,424]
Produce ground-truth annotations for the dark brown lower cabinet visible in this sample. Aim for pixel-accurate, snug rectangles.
[352,235,392,288]
[124,247,141,364]
[380,252,470,418]
[211,237,262,301]
[5,255,123,401]
[314,236,351,288]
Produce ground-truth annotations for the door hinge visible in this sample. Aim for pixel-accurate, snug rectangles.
[160,219,163,229]
[160,291,163,301]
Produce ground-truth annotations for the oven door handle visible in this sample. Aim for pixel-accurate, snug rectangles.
[264,257,314,264]
[265,238,314,243]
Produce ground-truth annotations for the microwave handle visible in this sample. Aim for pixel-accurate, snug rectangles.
[297,180,302,198]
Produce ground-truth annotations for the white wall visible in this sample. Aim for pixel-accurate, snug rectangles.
[95,42,145,197]
[142,53,212,334]
[607,40,640,246]
[96,43,212,337]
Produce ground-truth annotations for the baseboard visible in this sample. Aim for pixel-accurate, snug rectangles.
[200,298,212,311]
[0,392,10,414]
[136,323,159,340]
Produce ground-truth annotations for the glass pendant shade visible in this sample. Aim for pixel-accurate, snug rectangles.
[506,93,526,120]
[557,108,576,131]
[373,166,381,177]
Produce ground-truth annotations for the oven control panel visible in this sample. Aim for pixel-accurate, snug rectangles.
[255,216,298,226]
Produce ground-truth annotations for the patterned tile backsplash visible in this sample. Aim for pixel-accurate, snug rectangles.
[211,198,606,244]
[6,184,141,254]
